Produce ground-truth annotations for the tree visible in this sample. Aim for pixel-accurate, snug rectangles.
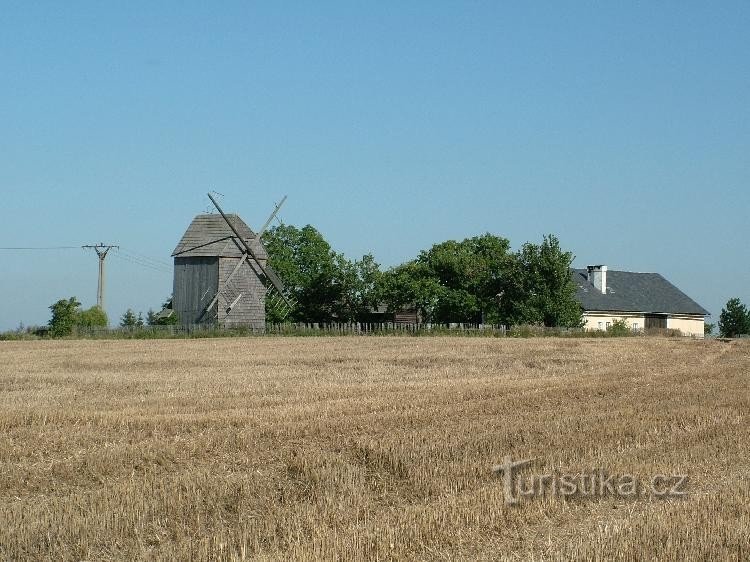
[77,306,108,328]
[718,298,749,337]
[379,261,445,322]
[48,297,81,337]
[378,233,581,327]
[704,322,715,336]
[416,234,514,323]
[262,224,380,323]
[353,254,383,316]
[379,234,514,324]
[48,297,110,336]
[120,309,141,328]
[507,235,582,327]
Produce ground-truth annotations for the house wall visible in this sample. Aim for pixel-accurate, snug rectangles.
[217,257,267,330]
[582,312,645,332]
[173,257,219,325]
[582,311,705,337]
[667,314,705,337]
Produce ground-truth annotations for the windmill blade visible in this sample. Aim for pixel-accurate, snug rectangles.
[257,195,287,239]
[207,192,295,311]
[243,256,297,319]
[198,253,249,321]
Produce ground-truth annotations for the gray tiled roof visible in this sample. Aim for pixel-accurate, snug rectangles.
[172,214,267,259]
[573,269,709,315]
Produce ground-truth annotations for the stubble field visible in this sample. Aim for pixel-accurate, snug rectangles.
[0,336,748,560]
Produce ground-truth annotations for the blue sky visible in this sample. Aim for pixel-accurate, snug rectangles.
[1,2,748,330]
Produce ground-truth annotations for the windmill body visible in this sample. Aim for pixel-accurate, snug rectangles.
[171,214,268,329]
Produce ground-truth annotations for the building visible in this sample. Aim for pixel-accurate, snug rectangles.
[171,214,267,329]
[573,265,709,336]
[360,304,421,325]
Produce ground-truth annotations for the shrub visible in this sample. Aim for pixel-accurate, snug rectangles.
[607,319,632,337]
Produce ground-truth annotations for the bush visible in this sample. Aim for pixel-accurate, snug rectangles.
[607,319,632,337]
[77,306,108,328]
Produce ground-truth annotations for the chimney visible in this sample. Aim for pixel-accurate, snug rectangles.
[587,265,607,294]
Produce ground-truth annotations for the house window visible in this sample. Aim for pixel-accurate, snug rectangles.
[632,323,639,331]
[606,322,611,329]
[598,322,603,330]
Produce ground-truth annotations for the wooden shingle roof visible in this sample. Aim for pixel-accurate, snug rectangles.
[171,214,267,259]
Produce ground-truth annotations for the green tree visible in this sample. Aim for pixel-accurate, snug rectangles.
[416,234,514,323]
[352,253,383,317]
[263,224,379,323]
[718,298,749,337]
[77,306,108,328]
[48,297,81,337]
[120,309,140,328]
[508,235,582,327]
[263,224,333,322]
[378,233,580,327]
[379,261,445,322]
[379,234,514,324]
[704,322,715,336]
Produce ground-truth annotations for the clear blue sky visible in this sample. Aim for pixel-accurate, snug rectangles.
[1,2,748,330]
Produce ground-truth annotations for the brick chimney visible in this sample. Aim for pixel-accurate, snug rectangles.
[587,265,607,294]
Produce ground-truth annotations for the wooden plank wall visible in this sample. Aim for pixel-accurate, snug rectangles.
[173,257,219,325]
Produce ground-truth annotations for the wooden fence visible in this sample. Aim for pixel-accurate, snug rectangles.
[65,322,595,339]
[6,323,704,340]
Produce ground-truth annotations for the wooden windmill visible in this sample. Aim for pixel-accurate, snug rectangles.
[170,194,296,329]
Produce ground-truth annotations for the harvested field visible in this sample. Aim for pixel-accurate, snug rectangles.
[0,337,748,560]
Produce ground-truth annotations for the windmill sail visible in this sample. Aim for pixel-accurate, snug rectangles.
[207,193,296,319]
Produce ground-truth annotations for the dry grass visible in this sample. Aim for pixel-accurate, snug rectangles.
[0,337,748,560]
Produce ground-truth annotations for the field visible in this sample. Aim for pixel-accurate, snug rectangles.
[0,336,748,560]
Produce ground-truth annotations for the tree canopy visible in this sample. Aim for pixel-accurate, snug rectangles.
[262,224,381,323]
[718,297,749,337]
[377,233,581,327]
[48,297,108,336]
[263,224,582,328]
[120,309,144,328]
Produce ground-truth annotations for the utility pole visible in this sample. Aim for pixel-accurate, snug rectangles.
[82,243,118,310]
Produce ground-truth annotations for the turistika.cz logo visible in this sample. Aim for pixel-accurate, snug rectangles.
[492,456,689,505]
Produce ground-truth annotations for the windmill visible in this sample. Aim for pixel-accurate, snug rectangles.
[170,194,296,328]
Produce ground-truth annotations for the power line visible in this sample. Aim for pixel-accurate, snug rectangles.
[117,247,172,268]
[111,253,170,272]
[0,246,81,250]
[0,244,173,274]
[110,251,172,274]
[114,251,171,271]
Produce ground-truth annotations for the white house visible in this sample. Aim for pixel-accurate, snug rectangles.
[574,265,708,337]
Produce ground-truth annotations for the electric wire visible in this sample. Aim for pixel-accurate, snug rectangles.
[0,246,81,250]
[117,247,172,268]
[110,251,171,274]
[111,253,171,273]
